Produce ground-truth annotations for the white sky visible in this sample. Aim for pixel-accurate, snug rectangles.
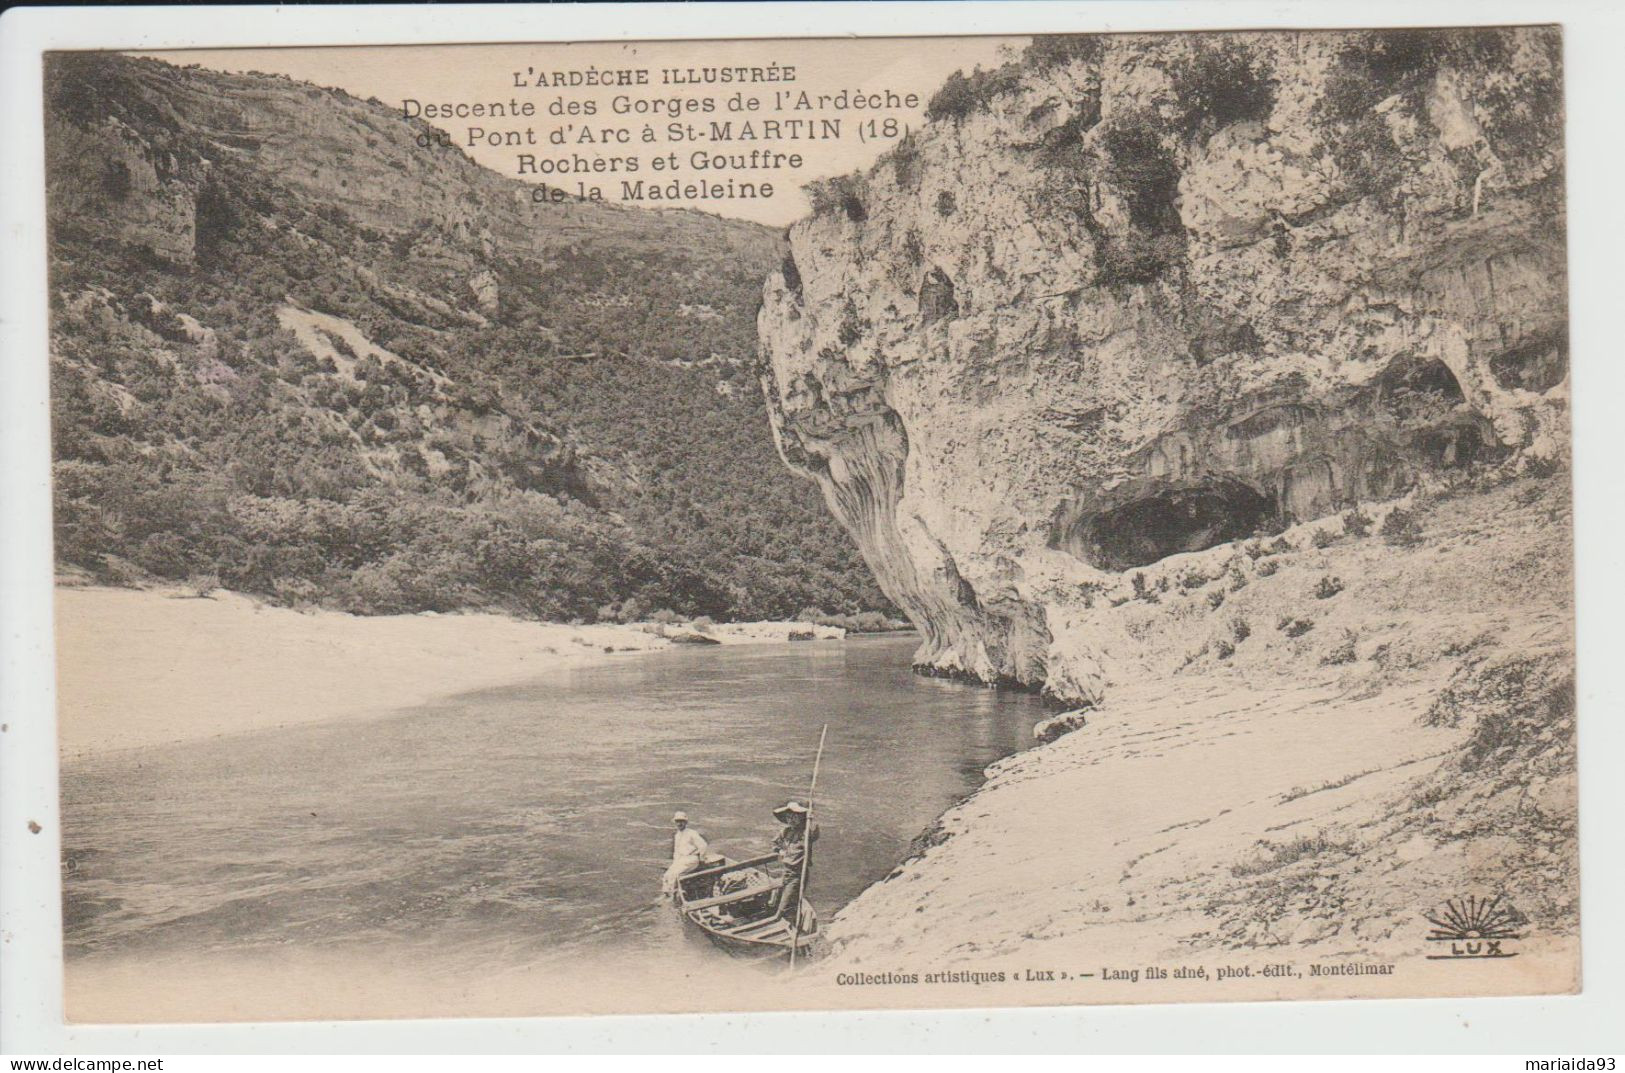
[139,37,1022,226]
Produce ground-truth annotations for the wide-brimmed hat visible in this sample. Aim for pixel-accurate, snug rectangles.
[672,811,689,823]
[772,801,809,818]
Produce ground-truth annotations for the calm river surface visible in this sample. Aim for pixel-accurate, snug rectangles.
[62,635,1051,978]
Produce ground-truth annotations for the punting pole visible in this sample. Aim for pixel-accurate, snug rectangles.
[789,722,829,971]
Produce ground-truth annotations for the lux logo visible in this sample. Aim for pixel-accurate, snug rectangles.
[1424,896,1522,960]
[1448,940,1505,958]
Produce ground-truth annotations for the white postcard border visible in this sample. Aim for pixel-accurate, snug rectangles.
[3,0,1623,1055]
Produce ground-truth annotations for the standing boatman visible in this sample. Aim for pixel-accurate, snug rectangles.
[661,811,710,896]
[770,801,819,923]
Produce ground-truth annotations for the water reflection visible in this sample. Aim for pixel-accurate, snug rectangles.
[61,635,1050,972]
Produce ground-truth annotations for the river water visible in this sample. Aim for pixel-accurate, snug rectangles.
[61,635,1051,984]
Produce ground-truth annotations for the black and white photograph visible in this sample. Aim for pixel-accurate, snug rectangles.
[3,7,1602,1040]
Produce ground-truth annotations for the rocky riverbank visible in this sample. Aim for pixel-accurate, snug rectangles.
[824,473,1577,999]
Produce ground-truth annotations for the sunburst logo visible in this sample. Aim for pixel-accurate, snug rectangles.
[1423,894,1523,959]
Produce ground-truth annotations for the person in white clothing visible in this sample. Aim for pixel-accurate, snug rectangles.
[661,811,709,896]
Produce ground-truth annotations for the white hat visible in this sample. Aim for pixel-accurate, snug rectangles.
[772,801,809,816]
[672,811,689,823]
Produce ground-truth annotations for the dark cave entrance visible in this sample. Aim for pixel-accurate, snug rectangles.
[1381,357,1465,401]
[1073,479,1277,572]
[1490,331,1568,393]
[1415,422,1504,469]
[1377,357,1467,428]
[919,268,958,325]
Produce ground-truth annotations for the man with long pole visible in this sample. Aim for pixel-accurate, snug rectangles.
[783,723,828,970]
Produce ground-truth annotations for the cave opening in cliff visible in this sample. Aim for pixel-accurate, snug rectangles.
[919,267,958,324]
[1490,331,1568,393]
[1385,357,1464,399]
[1377,356,1466,427]
[1072,480,1277,572]
[1415,421,1505,469]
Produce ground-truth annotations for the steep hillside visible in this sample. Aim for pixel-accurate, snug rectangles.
[46,52,889,622]
[759,28,1566,695]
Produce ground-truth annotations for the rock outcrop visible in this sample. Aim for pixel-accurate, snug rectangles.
[760,28,1567,702]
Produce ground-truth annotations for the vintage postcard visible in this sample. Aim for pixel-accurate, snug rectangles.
[43,25,1575,1023]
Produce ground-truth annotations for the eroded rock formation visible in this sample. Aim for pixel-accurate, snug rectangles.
[759,28,1567,702]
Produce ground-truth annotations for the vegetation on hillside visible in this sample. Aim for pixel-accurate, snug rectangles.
[46,54,892,623]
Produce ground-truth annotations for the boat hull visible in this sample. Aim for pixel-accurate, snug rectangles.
[672,855,819,961]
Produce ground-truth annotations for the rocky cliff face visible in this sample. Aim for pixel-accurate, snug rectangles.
[760,28,1567,702]
[46,54,770,275]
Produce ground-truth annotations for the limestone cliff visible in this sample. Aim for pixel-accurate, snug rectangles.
[759,28,1567,702]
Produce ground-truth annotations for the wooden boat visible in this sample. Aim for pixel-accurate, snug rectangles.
[672,853,819,960]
